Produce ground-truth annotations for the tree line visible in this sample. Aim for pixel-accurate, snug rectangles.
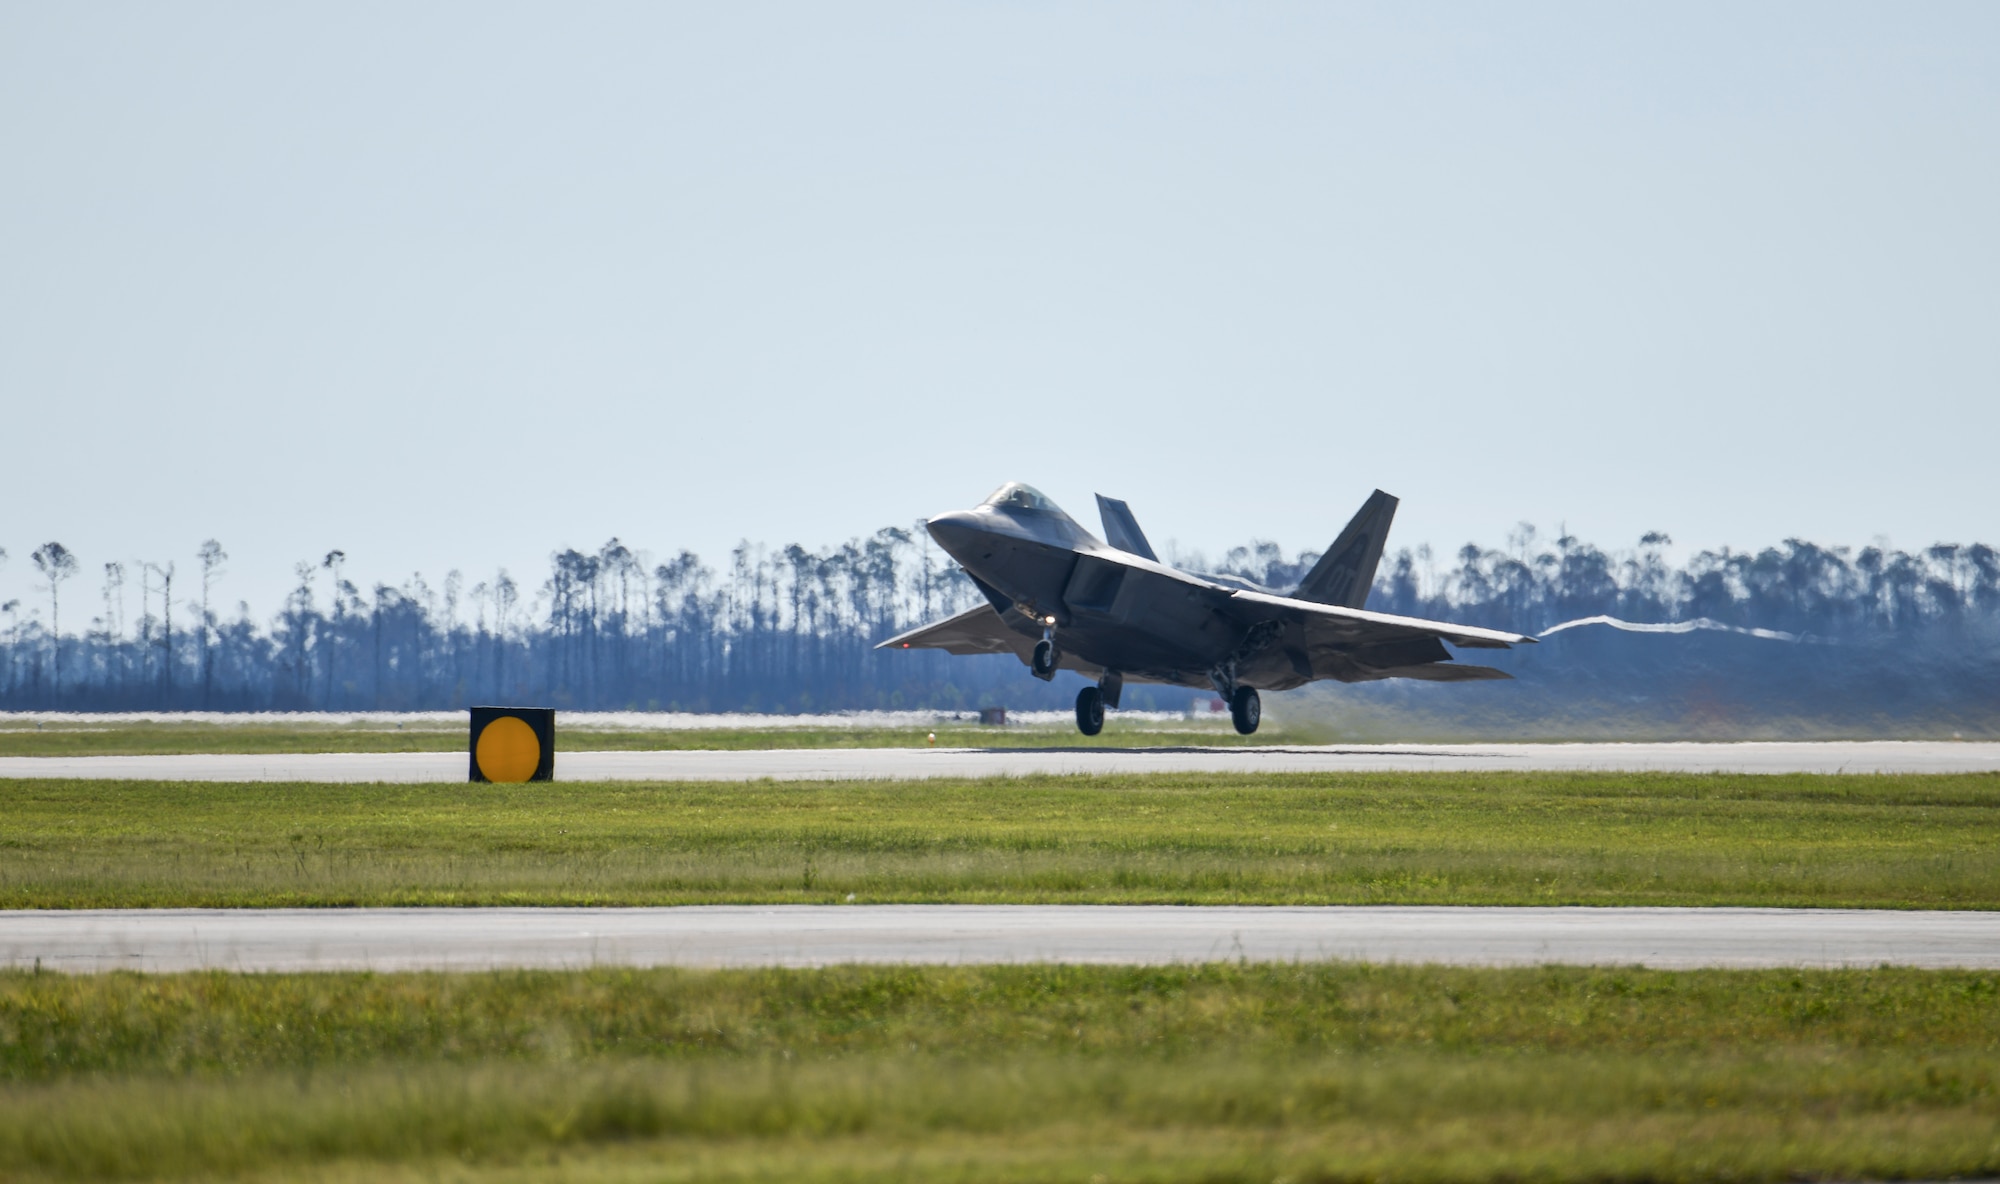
[1,526,1995,713]
[1208,527,2000,640]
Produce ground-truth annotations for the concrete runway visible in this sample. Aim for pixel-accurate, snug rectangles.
[1,741,1997,782]
[5,905,1998,972]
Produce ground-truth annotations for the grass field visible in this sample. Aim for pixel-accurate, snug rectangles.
[0,716,1276,757]
[6,765,1998,1180]
[2,962,1997,1181]
[4,771,1996,909]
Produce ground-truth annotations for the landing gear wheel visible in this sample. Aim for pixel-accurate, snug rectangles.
[1229,686,1261,735]
[1031,638,1059,680]
[1074,685,1105,736]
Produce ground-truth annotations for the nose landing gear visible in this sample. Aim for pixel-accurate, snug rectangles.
[1031,638,1059,680]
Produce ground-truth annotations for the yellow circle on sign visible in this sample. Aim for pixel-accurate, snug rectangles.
[476,716,542,783]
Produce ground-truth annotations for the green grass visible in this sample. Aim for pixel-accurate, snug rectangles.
[0,718,1272,757]
[4,771,1997,909]
[2,962,1998,1181]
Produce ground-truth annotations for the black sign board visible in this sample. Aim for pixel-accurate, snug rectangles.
[469,706,555,782]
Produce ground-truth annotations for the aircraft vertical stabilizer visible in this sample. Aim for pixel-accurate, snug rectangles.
[1294,489,1398,609]
[1095,495,1159,562]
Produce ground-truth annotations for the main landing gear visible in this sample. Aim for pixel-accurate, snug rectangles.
[1072,671,1123,737]
[1074,685,1104,735]
[1074,671,1122,737]
[1211,659,1262,736]
[1228,686,1261,736]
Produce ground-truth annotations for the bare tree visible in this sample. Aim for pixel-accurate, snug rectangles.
[148,561,176,702]
[598,539,634,695]
[469,579,490,696]
[443,570,463,695]
[322,550,347,708]
[493,569,518,693]
[287,562,317,703]
[101,563,127,692]
[0,600,16,699]
[197,540,228,705]
[371,583,387,700]
[135,562,154,687]
[30,543,79,698]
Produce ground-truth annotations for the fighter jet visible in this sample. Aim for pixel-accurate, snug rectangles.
[880,483,1536,736]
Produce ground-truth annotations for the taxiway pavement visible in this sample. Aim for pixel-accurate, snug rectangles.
[5,905,1997,973]
[0,741,1996,782]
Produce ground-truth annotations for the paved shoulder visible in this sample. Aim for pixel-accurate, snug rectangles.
[5,905,1998,973]
[0,751,468,782]
[1,741,1997,781]
[560,741,2000,779]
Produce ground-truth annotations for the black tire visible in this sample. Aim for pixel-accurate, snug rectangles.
[1229,686,1261,735]
[1032,639,1058,679]
[1075,685,1105,736]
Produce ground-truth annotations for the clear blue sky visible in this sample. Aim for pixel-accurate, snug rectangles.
[3,3,1996,619]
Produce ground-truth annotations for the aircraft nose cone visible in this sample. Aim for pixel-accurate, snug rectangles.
[924,510,984,556]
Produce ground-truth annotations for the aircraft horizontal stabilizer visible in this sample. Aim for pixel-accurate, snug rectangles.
[878,603,1114,679]
[1373,662,1512,682]
[875,604,1033,658]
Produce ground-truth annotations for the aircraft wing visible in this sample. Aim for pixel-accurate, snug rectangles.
[876,604,1038,659]
[1223,588,1532,687]
[877,589,1533,686]
[1228,589,1536,649]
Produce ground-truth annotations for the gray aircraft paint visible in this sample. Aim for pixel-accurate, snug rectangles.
[885,484,1534,730]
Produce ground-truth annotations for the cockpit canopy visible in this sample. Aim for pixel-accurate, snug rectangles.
[980,482,1063,515]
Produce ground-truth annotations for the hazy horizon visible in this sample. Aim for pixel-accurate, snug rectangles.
[0,513,1987,635]
[5,3,1996,617]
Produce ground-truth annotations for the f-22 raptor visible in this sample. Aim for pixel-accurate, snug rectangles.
[881,483,1536,736]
